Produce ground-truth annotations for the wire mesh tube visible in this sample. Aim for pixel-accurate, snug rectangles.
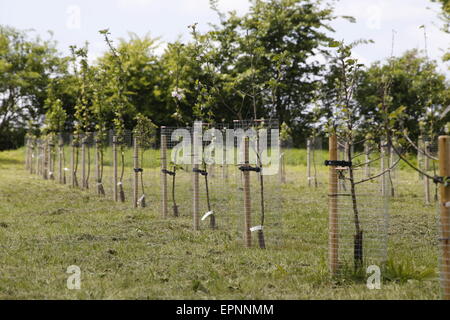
[328,134,389,275]
[243,137,252,248]
[160,133,168,218]
[328,134,339,275]
[438,136,450,300]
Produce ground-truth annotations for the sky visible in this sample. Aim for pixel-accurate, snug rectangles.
[0,0,449,76]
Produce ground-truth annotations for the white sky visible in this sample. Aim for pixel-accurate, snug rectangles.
[0,0,449,76]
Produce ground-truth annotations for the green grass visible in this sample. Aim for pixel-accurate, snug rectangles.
[0,147,442,299]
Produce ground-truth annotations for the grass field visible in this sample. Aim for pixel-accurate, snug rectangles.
[0,147,442,299]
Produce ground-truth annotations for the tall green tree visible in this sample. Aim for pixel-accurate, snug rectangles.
[161,0,339,140]
[0,26,67,150]
[97,32,164,128]
[356,49,450,141]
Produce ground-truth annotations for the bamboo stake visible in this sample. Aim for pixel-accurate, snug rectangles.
[328,134,338,275]
[438,136,450,300]
[133,137,139,208]
[243,137,252,248]
[113,136,118,202]
[161,134,168,218]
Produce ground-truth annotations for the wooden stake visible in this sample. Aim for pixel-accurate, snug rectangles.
[35,141,39,176]
[40,142,44,177]
[243,137,252,248]
[133,137,139,208]
[25,140,29,170]
[390,145,396,179]
[418,135,424,180]
[71,142,76,187]
[193,163,200,230]
[39,142,43,176]
[95,139,99,191]
[43,141,48,180]
[364,142,370,178]
[280,152,286,184]
[161,134,168,218]
[113,136,118,202]
[30,141,34,174]
[29,141,32,171]
[81,139,86,189]
[381,141,386,196]
[328,134,338,275]
[25,140,29,171]
[193,145,200,230]
[425,140,431,205]
[438,136,450,300]
[307,139,312,187]
[58,137,63,184]
[222,144,228,181]
[48,141,54,180]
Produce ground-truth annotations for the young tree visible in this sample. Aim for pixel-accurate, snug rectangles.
[70,44,95,189]
[43,82,67,181]
[133,113,157,207]
[90,65,113,195]
[99,29,135,202]
[326,40,399,270]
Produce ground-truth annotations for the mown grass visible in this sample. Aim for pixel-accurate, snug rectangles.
[0,147,442,299]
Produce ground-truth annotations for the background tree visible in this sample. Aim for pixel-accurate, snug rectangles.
[356,49,450,142]
[0,26,67,150]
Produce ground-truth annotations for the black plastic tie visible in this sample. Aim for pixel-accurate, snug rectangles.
[161,169,175,176]
[193,168,208,176]
[324,160,352,167]
[239,165,261,173]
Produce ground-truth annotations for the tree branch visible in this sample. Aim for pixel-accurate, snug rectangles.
[354,157,401,185]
